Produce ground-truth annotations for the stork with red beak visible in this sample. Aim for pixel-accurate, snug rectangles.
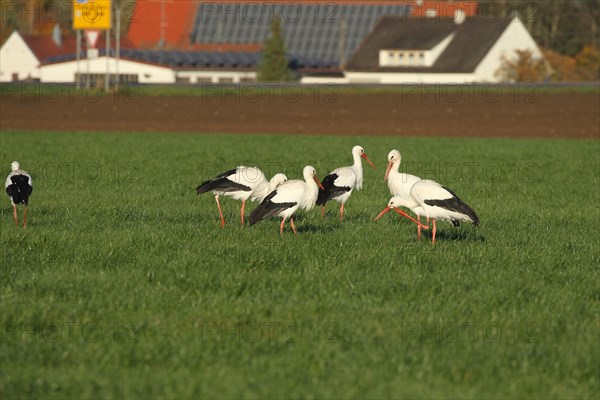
[374,197,430,232]
[196,166,287,227]
[375,181,479,244]
[316,145,376,220]
[384,149,442,239]
[249,166,324,235]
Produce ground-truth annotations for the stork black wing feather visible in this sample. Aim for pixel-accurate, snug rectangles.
[249,190,296,225]
[6,175,32,205]
[316,174,351,206]
[424,186,480,226]
[196,168,251,194]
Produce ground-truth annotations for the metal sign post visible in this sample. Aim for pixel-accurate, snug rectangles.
[76,30,81,87]
[86,34,90,87]
[106,27,110,91]
[116,2,120,89]
[73,0,112,88]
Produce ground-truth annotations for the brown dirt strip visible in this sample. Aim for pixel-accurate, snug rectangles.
[1,91,598,139]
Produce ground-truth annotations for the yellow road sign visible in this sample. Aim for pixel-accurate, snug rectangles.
[73,0,111,30]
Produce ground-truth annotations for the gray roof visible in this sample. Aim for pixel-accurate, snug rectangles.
[346,16,513,73]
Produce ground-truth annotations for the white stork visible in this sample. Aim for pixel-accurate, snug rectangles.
[5,161,33,228]
[249,166,324,235]
[384,149,439,239]
[196,166,287,227]
[316,145,376,220]
[375,181,480,244]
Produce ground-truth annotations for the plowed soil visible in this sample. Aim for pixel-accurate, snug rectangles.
[1,89,598,139]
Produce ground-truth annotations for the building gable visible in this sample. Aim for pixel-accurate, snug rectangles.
[0,31,41,81]
[346,16,513,73]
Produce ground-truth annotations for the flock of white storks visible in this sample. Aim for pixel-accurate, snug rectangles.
[195,146,479,243]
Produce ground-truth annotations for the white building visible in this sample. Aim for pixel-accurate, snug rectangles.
[40,57,176,84]
[2,15,544,85]
[0,31,44,82]
[343,15,544,83]
[0,30,259,84]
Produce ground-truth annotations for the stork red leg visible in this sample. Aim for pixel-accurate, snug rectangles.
[215,195,225,227]
[240,200,246,226]
[12,204,18,227]
[321,206,325,219]
[280,218,286,236]
[23,206,27,229]
[432,219,437,245]
[340,203,345,220]
[290,218,297,235]
[417,215,421,241]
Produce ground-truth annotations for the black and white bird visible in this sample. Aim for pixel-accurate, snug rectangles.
[316,145,376,220]
[249,166,324,235]
[374,181,479,244]
[374,196,430,233]
[384,149,438,239]
[5,161,33,228]
[385,149,434,199]
[196,166,287,227]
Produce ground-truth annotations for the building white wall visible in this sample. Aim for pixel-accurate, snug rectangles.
[475,18,544,82]
[344,71,476,84]
[40,57,176,83]
[0,32,41,82]
[300,76,349,84]
[176,70,257,83]
[378,33,456,68]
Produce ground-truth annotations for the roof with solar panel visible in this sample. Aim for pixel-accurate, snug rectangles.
[43,1,479,72]
[190,2,414,68]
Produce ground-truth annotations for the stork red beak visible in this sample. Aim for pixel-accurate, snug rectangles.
[374,206,391,221]
[313,175,325,190]
[361,153,376,170]
[384,161,393,182]
[374,206,429,229]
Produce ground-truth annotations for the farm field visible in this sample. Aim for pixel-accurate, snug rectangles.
[1,130,599,398]
[1,86,599,139]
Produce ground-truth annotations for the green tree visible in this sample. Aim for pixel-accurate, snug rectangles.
[257,17,295,82]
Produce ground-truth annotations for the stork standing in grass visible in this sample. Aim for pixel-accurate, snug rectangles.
[316,145,376,220]
[196,166,287,227]
[383,149,479,242]
[249,166,324,235]
[375,181,479,245]
[5,161,33,228]
[384,149,438,239]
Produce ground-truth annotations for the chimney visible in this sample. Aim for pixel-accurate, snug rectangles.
[454,9,466,25]
[52,24,62,47]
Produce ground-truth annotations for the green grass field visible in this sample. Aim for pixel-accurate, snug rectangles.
[1,130,599,399]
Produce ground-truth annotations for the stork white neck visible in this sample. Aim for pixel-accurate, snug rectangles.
[390,196,419,210]
[351,146,365,189]
[301,166,320,210]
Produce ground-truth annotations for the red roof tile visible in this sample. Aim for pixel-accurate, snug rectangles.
[128,0,196,49]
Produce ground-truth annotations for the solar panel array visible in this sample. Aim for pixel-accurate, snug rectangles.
[46,50,261,68]
[191,3,413,67]
[119,50,262,68]
[45,49,333,69]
